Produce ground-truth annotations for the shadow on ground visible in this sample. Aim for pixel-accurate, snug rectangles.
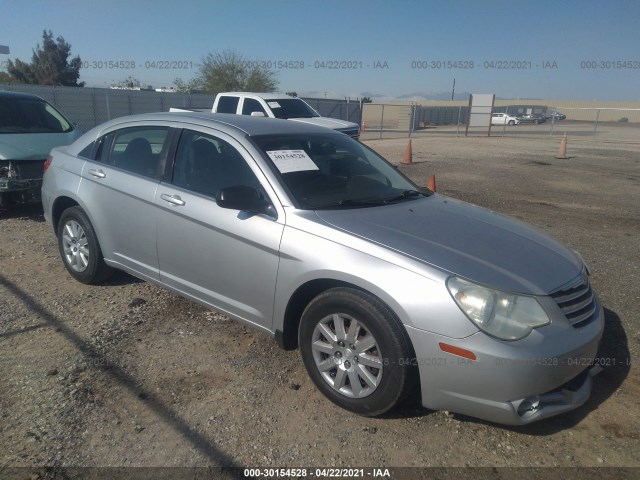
[0,203,45,222]
[0,273,245,477]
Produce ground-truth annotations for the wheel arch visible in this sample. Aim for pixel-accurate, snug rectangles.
[287,279,422,412]
[51,195,81,234]
[276,277,413,355]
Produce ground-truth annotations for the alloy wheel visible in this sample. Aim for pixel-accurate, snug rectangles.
[311,313,383,398]
[61,219,89,272]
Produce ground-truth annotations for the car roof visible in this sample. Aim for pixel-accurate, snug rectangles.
[0,90,46,101]
[219,92,298,101]
[91,112,336,137]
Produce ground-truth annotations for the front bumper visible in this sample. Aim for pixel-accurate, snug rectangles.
[0,177,43,193]
[405,298,604,425]
[0,160,46,201]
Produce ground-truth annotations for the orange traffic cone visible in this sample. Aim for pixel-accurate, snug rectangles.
[428,174,436,192]
[402,139,412,165]
[556,133,568,159]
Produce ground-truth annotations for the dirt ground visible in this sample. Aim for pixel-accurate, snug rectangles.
[1,134,639,475]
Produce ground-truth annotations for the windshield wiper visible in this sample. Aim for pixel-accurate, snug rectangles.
[313,198,388,209]
[313,190,427,209]
[382,189,424,204]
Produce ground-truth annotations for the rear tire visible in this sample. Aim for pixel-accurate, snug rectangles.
[299,287,415,416]
[57,206,113,284]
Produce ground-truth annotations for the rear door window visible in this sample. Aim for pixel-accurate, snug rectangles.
[95,127,169,179]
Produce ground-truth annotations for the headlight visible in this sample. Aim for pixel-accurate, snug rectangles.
[446,277,550,341]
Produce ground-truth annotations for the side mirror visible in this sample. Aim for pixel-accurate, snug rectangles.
[250,111,266,117]
[216,185,276,217]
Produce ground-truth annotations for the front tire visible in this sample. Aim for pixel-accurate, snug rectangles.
[57,206,113,284]
[299,287,415,416]
[508,120,515,126]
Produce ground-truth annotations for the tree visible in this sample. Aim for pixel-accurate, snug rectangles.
[286,91,298,97]
[192,49,278,93]
[111,76,141,90]
[0,71,17,84]
[110,76,154,90]
[6,30,84,86]
[361,97,373,103]
[173,77,198,93]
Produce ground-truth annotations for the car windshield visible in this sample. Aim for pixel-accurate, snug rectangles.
[268,99,320,119]
[0,96,74,134]
[252,133,424,209]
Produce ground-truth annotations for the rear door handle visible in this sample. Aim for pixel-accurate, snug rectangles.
[88,169,106,178]
[161,193,186,206]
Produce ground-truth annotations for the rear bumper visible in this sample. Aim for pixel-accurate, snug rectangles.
[405,299,604,425]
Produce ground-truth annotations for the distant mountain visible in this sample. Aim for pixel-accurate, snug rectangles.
[395,91,472,101]
[359,91,387,99]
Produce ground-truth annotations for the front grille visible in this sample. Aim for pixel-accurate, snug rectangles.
[550,274,597,328]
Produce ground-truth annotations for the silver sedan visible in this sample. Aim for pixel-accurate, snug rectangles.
[41,112,603,425]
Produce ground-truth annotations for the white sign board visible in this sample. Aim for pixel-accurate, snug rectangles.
[466,94,495,135]
[266,150,319,174]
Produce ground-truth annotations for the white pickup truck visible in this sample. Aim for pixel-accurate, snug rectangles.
[211,92,360,139]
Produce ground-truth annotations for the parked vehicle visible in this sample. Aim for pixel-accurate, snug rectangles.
[491,113,520,126]
[212,92,360,138]
[42,112,603,425]
[546,111,567,121]
[517,114,547,124]
[0,91,81,206]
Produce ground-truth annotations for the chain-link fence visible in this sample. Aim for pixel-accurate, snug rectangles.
[360,104,415,138]
[492,105,640,141]
[361,101,640,143]
[302,97,362,124]
[0,83,362,132]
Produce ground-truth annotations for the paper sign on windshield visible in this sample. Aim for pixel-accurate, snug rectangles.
[266,150,319,174]
[268,102,281,108]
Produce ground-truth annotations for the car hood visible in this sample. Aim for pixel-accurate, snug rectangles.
[314,195,583,295]
[0,130,82,160]
[288,117,359,131]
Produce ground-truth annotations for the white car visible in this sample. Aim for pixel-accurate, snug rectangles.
[491,113,520,126]
[212,92,360,138]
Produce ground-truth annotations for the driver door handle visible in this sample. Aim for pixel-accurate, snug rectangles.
[88,169,106,178]
[161,193,186,207]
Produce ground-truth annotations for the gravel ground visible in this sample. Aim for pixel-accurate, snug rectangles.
[1,135,639,474]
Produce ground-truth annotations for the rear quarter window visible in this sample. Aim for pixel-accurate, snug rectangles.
[78,142,96,159]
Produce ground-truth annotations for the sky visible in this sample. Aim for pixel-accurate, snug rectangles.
[1,0,639,100]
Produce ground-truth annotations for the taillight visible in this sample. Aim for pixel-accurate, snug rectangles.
[44,155,53,172]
